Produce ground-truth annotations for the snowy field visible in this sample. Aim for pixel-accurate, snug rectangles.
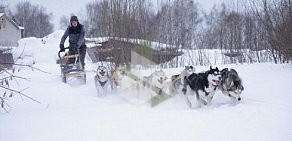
[1,31,292,141]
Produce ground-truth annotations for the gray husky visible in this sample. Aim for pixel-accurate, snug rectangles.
[180,66,195,94]
[168,66,195,95]
[169,74,182,95]
[219,68,244,102]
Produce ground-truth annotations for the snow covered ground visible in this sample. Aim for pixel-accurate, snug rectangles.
[1,31,292,141]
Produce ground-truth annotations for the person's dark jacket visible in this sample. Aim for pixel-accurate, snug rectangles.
[60,23,86,49]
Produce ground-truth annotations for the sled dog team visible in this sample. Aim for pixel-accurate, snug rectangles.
[94,65,244,108]
[94,65,127,97]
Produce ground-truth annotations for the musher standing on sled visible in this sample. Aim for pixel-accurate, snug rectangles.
[59,15,86,70]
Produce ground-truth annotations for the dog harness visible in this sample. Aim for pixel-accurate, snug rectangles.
[98,80,108,87]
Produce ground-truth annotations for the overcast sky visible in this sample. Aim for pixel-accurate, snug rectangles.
[4,0,230,30]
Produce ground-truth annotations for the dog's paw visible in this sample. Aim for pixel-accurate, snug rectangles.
[202,100,208,105]
[158,89,162,95]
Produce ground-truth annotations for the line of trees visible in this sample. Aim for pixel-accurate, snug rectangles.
[85,0,292,65]
[2,1,54,38]
[2,0,291,64]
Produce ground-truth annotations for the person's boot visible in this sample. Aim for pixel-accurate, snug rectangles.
[82,64,85,71]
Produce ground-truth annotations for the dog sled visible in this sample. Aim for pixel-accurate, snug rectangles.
[58,47,86,84]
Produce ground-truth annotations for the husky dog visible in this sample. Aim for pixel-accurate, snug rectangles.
[181,66,195,94]
[169,65,195,95]
[169,74,182,95]
[94,66,111,97]
[184,66,221,108]
[143,70,168,95]
[181,66,195,80]
[219,68,244,102]
[110,64,127,89]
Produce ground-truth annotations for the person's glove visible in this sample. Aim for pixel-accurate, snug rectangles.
[59,44,65,52]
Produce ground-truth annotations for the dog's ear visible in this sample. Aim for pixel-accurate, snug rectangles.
[230,81,234,87]
[191,66,195,71]
[230,68,239,76]
[210,66,212,70]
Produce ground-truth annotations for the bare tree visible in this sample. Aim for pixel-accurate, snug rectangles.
[0,2,6,13]
[85,0,291,66]
[59,15,69,30]
[0,63,41,113]
[249,0,292,63]
[12,1,54,38]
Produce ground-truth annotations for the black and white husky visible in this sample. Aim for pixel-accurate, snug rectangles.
[169,66,195,95]
[219,68,244,102]
[184,67,221,108]
[94,66,111,97]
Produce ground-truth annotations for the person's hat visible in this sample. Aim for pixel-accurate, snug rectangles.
[70,16,78,22]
